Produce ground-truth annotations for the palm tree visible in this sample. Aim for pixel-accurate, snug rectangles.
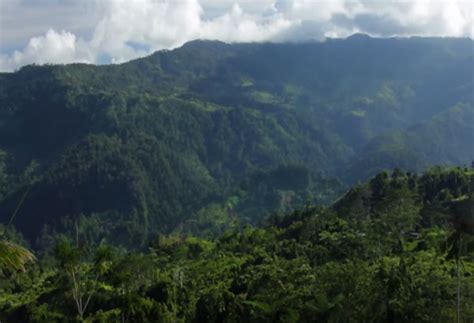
[0,182,36,273]
[447,194,473,323]
[0,239,36,273]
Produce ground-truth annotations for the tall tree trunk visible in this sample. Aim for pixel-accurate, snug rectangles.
[456,234,461,323]
[456,258,460,323]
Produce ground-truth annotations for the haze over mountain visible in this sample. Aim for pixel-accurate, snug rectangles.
[0,35,473,245]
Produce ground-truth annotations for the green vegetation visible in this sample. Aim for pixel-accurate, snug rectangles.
[0,239,35,273]
[347,103,474,181]
[0,36,472,245]
[1,167,473,322]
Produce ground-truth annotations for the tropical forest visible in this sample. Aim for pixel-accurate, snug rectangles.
[0,26,473,322]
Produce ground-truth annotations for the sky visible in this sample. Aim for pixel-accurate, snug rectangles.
[0,0,472,72]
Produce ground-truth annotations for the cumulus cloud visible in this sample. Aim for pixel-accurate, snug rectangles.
[89,0,203,63]
[332,1,473,37]
[0,29,93,71]
[199,4,292,43]
[0,0,472,71]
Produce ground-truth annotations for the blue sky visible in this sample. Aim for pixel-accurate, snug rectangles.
[1,0,472,71]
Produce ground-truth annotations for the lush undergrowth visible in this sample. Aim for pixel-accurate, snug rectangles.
[1,167,473,322]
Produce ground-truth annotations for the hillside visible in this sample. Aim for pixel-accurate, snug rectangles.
[0,35,473,245]
[345,103,474,181]
[1,167,473,321]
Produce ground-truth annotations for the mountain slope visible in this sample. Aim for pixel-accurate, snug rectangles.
[0,35,472,244]
[2,167,473,322]
[345,103,474,182]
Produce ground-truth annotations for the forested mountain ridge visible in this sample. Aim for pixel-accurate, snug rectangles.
[345,102,474,181]
[1,167,473,321]
[0,35,472,245]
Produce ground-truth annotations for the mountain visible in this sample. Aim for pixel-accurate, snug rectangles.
[345,102,474,181]
[0,35,472,245]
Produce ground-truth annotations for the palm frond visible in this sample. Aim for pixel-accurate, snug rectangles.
[0,239,36,272]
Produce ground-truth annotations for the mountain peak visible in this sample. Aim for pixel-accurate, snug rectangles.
[346,33,372,41]
[179,39,230,50]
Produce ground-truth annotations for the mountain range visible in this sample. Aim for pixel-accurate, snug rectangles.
[0,34,472,246]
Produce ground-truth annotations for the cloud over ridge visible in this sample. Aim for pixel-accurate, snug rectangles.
[0,0,472,71]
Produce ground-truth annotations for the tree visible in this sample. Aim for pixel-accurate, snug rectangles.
[0,223,35,273]
[0,239,35,273]
[446,195,474,323]
[55,238,112,321]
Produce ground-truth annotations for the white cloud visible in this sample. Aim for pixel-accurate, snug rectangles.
[89,0,203,63]
[0,0,472,72]
[346,0,473,37]
[89,0,292,62]
[199,4,292,43]
[0,29,92,71]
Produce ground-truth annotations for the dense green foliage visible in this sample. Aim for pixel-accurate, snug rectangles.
[0,35,473,245]
[1,167,473,322]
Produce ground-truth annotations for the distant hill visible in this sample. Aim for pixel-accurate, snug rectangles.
[0,35,472,245]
